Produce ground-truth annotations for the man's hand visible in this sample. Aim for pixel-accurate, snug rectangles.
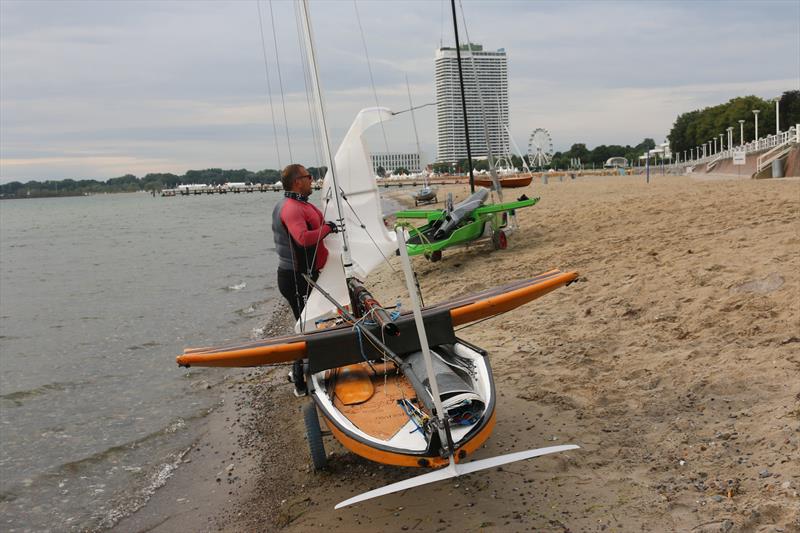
[326,221,339,233]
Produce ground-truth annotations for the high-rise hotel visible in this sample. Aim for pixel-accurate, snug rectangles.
[435,44,508,163]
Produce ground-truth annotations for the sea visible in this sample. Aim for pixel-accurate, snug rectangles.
[0,190,403,531]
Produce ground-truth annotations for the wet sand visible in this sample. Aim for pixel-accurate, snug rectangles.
[122,174,799,532]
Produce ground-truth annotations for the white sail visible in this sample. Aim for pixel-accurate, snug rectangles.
[297,107,398,331]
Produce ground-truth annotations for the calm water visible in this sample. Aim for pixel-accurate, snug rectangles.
[0,191,297,531]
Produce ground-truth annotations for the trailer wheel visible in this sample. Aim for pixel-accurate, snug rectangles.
[303,402,327,470]
[492,230,508,250]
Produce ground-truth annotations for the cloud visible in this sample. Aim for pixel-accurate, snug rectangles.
[1,0,798,182]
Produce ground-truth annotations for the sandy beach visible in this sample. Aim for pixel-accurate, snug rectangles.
[119,173,799,532]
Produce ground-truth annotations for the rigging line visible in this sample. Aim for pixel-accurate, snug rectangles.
[292,3,324,170]
[458,0,502,201]
[300,190,332,314]
[439,0,445,48]
[256,0,282,168]
[449,0,475,193]
[338,190,399,273]
[353,0,390,154]
[405,74,423,169]
[269,0,293,161]
[391,102,437,116]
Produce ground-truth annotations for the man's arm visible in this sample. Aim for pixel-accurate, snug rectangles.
[280,202,332,247]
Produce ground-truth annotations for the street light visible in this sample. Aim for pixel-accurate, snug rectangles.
[727,127,734,150]
[775,96,781,134]
[713,138,717,154]
[719,133,724,153]
[752,109,760,141]
[739,119,745,146]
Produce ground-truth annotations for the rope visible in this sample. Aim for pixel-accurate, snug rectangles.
[338,188,398,273]
[458,0,502,202]
[406,74,423,174]
[255,0,282,168]
[353,0,390,154]
[391,102,436,116]
[293,2,324,170]
[268,0,293,160]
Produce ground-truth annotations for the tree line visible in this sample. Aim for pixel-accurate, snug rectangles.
[429,138,657,174]
[668,90,799,155]
[0,166,328,199]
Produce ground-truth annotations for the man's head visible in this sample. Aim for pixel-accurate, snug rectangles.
[281,164,313,196]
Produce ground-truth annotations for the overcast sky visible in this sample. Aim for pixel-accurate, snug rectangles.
[1,0,797,183]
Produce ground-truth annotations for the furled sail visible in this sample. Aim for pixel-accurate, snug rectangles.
[298,107,398,331]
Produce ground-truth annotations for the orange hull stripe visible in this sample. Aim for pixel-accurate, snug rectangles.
[176,271,578,368]
[450,271,577,326]
[324,410,497,468]
[175,341,306,367]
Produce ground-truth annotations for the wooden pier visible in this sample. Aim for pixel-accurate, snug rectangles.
[161,184,288,197]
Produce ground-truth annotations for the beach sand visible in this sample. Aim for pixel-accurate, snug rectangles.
[120,174,799,532]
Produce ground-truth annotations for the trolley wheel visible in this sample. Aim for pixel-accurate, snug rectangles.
[303,402,327,470]
[492,229,508,250]
[428,250,442,262]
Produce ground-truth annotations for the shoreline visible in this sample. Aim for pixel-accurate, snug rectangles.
[120,175,799,531]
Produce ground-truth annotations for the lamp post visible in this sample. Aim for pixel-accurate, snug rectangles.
[713,138,717,154]
[739,119,745,146]
[775,97,780,134]
[719,133,724,153]
[752,109,760,141]
[727,127,733,150]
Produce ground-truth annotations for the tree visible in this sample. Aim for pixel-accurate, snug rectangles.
[376,165,386,178]
[666,95,780,153]
[307,166,327,180]
[779,90,800,131]
[394,167,409,175]
[430,162,452,174]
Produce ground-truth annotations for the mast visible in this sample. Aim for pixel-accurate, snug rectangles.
[298,0,354,277]
[459,6,502,199]
[450,0,475,194]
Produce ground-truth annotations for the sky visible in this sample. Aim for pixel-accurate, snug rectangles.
[1,0,798,183]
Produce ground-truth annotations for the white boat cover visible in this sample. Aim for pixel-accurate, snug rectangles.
[298,107,398,332]
[433,187,489,240]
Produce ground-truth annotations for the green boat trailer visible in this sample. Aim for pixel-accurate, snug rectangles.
[394,196,539,261]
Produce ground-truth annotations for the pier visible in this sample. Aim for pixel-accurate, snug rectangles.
[161,184,282,196]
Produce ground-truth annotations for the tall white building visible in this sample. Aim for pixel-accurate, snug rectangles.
[370,152,421,174]
[435,44,508,163]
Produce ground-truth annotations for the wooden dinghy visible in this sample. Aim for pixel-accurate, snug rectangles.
[304,310,495,468]
[473,174,533,188]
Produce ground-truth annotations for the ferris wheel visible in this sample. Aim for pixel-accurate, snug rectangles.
[527,128,554,168]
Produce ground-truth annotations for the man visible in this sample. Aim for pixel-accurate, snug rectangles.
[272,163,337,395]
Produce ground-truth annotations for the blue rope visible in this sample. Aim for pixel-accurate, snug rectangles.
[397,399,423,434]
[353,324,372,365]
